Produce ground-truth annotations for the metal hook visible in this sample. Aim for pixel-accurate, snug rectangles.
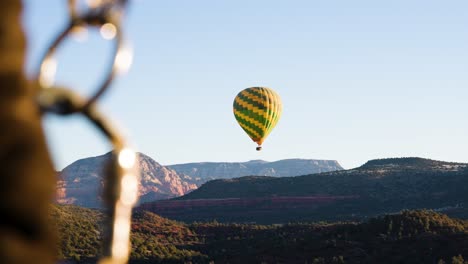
[38,87,139,264]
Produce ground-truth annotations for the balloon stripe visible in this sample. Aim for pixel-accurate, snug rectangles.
[233,102,273,129]
[240,90,268,107]
[235,116,262,140]
[261,88,279,144]
[244,88,269,103]
[234,97,271,120]
[249,88,274,112]
[235,93,267,111]
[234,109,265,129]
[234,110,265,136]
[234,96,279,122]
[239,124,260,140]
[262,88,273,136]
[263,88,276,136]
[251,87,268,97]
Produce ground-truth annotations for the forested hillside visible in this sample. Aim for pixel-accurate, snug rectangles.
[52,205,468,264]
[143,158,468,223]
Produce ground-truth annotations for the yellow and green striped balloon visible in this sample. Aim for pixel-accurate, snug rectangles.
[233,87,282,151]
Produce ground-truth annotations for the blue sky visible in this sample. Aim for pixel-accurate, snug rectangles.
[24,0,468,169]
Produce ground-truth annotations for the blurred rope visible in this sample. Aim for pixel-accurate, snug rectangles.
[0,0,138,263]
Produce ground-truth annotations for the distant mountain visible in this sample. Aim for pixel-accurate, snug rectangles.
[141,158,468,223]
[180,157,468,199]
[168,159,343,182]
[56,152,197,208]
[56,153,344,207]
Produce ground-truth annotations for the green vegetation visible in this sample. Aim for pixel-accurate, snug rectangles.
[50,204,103,261]
[130,210,206,263]
[51,205,207,263]
[53,205,468,264]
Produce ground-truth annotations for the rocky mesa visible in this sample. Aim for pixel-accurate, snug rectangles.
[56,152,197,208]
[168,159,343,183]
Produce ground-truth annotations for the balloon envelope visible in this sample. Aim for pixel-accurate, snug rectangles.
[233,87,282,150]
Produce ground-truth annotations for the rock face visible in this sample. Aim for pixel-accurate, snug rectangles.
[56,152,197,208]
[168,159,343,182]
[56,154,343,207]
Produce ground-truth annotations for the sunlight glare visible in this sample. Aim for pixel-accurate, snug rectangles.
[121,173,138,206]
[39,56,57,88]
[118,148,136,169]
[100,23,117,40]
[115,45,133,75]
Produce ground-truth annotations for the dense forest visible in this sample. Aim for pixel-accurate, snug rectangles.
[52,205,468,264]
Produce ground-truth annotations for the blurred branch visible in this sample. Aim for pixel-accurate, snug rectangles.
[0,0,56,263]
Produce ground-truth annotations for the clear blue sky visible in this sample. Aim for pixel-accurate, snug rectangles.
[23,0,468,170]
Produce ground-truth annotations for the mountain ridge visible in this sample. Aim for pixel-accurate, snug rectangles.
[361,157,467,169]
[180,157,468,199]
[168,158,343,181]
[142,157,468,223]
[56,152,344,207]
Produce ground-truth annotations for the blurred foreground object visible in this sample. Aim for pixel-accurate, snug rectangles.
[0,0,56,263]
[0,0,137,263]
[35,0,138,263]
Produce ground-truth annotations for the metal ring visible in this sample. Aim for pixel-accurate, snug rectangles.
[36,11,124,114]
[38,87,139,264]
[38,1,137,263]
[68,0,129,22]
[80,92,139,264]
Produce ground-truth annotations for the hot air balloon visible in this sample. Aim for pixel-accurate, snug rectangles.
[233,87,282,151]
